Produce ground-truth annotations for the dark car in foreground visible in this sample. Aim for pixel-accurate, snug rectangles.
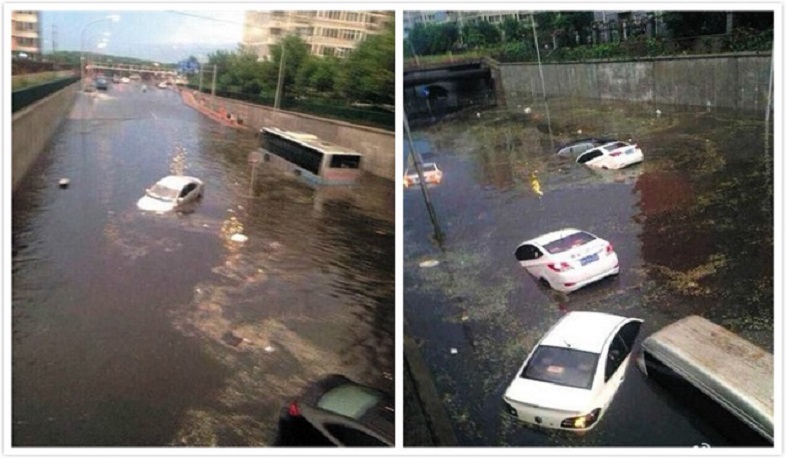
[95,77,108,90]
[277,374,394,447]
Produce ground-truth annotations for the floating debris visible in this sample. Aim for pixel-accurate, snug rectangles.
[419,259,440,268]
[58,178,70,188]
[230,233,248,243]
[450,348,458,355]
[264,345,275,353]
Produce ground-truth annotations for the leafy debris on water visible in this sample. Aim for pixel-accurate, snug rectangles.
[419,259,440,268]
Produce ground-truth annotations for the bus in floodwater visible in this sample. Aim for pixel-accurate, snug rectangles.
[258,127,363,185]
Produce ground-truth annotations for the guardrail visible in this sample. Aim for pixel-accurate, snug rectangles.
[12,76,81,113]
[185,84,394,131]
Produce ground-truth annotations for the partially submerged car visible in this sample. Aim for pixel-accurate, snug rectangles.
[555,138,614,156]
[277,374,394,447]
[575,140,643,170]
[503,311,642,432]
[403,162,443,188]
[136,175,204,213]
[514,228,619,293]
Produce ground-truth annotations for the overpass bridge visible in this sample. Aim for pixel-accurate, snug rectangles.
[85,63,177,79]
[404,59,498,125]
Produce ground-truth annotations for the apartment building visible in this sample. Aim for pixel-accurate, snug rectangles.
[11,10,42,58]
[243,11,392,60]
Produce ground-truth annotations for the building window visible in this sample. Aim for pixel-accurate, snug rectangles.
[323,28,339,38]
[321,46,335,57]
[346,12,359,22]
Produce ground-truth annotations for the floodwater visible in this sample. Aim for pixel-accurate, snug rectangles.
[403,97,774,446]
[12,83,394,446]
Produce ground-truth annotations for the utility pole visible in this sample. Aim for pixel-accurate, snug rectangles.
[211,64,217,97]
[404,113,444,243]
[198,64,203,92]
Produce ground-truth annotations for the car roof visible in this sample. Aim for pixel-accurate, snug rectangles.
[541,311,626,353]
[156,175,201,189]
[519,228,582,248]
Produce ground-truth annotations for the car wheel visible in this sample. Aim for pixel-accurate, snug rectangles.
[539,278,551,289]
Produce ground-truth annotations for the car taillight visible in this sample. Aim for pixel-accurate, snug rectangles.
[606,243,614,254]
[288,401,301,417]
[560,408,601,429]
[547,262,572,272]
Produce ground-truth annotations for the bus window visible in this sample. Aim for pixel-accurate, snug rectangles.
[329,155,361,169]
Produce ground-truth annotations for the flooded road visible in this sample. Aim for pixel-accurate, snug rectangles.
[403,98,773,446]
[12,83,394,446]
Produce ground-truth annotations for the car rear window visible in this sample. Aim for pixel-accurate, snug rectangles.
[543,231,596,254]
[521,345,599,389]
[422,164,437,172]
[317,384,382,420]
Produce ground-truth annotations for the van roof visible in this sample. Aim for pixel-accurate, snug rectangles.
[641,315,773,441]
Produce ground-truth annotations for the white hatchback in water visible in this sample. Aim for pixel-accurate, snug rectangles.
[137,175,204,213]
[514,228,619,293]
[503,311,643,432]
[575,140,643,170]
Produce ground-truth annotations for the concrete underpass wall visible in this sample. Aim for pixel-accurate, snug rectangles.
[12,81,80,192]
[192,93,395,181]
[498,53,771,112]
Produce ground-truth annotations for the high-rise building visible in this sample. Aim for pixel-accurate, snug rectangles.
[11,10,42,58]
[242,11,393,60]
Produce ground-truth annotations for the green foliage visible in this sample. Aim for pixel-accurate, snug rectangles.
[336,21,394,105]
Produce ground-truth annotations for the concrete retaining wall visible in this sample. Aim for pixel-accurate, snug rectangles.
[498,53,771,112]
[12,81,80,191]
[190,92,395,181]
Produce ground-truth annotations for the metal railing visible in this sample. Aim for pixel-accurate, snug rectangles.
[185,84,394,131]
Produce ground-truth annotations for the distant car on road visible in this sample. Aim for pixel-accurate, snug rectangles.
[403,162,443,188]
[514,228,619,293]
[277,374,394,447]
[121,77,130,84]
[136,175,204,213]
[157,81,168,89]
[95,77,108,90]
[503,311,642,432]
[574,140,643,170]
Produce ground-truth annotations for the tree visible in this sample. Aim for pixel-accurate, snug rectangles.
[500,17,527,43]
[336,21,394,105]
[272,35,310,99]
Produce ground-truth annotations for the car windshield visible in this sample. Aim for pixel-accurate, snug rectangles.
[422,164,437,172]
[317,384,383,420]
[543,231,596,254]
[521,345,599,389]
[146,183,179,201]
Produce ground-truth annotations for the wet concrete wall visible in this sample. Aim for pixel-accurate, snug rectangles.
[12,81,80,192]
[191,92,395,181]
[498,53,771,112]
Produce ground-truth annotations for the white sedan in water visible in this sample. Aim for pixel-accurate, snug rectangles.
[503,311,643,432]
[514,228,619,293]
[575,140,643,170]
[137,175,204,213]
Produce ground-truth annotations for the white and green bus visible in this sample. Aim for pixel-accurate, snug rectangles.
[258,127,363,185]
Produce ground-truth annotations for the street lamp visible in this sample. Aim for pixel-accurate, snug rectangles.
[80,14,120,89]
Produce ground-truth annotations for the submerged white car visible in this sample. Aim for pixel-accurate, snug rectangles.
[503,311,643,432]
[514,228,619,293]
[137,175,204,213]
[575,141,643,170]
[404,162,443,188]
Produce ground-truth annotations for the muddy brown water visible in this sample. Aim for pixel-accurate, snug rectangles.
[404,98,773,446]
[12,84,394,446]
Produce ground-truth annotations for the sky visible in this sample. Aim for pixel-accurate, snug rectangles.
[40,9,246,63]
